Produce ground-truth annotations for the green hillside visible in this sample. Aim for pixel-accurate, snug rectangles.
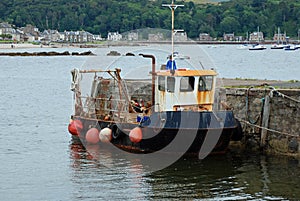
[0,0,300,39]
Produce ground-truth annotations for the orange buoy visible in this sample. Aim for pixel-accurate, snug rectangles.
[86,128,100,144]
[129,127,143,143]
[68,119,83,136]
[99,127,112,143]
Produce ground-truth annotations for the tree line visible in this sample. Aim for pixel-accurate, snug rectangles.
[0,0,300,39]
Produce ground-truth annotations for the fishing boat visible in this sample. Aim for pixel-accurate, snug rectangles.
[68,1,243,157]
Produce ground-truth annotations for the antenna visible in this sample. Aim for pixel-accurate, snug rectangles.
[162,0,184,70]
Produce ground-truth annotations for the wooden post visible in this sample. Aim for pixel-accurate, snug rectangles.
[261,95,270,148]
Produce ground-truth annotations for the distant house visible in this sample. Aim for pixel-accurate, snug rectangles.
[174,32,188,41]
[235,36,244,41]
[199,33,212,41]
[64,30,93,43]
[11,29,23,41]
[273,33,287,43]
[21,24,40,41]
[78,31,93,42]
[41,30,52,43]
[127,32,139,41]
[22,24,39,34]
[24,33,36,42]
[0,21,104,43]
[107,32,122,41]
[41,29,61,42]
[93,34,103,41]
[249,32,264,42]
[148,33,164,41]
[223,33,235,41]
[0,22,14,35]
[58,32,67,41]
[64,31,75,42]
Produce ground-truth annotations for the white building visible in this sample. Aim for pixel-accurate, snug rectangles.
[249,32,264,42]
[0,22,14,35]
[127,32,139,41]
[41,29,62,42]
[199,33,212,41]
[174,32,188,41]
[148,33,164,41]
[11,30,23,41]
[107,32,122,41]
[93,34,103,41]
[64,30,93,43]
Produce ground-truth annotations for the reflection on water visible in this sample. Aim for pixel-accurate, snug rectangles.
[69,138,152,201]
[69,138,300,200]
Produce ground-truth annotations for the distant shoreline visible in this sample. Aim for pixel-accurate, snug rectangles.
[1,40,300,49]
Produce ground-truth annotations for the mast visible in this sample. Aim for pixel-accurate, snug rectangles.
[162,0,184,70]
[277,27,280,44]
[257,26,260,43]
[298,29,300,45]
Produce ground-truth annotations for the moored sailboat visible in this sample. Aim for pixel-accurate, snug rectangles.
[271,27,285,49]
[249,44,267,50]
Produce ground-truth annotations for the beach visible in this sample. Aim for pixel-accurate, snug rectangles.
[0,43,40,49]
[0,43,82,49]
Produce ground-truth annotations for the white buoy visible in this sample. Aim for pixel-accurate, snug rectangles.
[99,127,112,143]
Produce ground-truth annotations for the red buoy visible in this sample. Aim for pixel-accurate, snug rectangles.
[86,128,100,144]
[129,127,143,143]
[68,120,83,136]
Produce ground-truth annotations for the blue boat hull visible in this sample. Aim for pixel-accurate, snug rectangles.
[73,110,242,156]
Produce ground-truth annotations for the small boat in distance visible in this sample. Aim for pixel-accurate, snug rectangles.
[237,44,249,50]
[284,45,298,51]
[270,44,284,49]
[172,51,190,60]
[248,27,266,50]
[249,44,267,50]
[271,27,285,49]
[67,1,243,158]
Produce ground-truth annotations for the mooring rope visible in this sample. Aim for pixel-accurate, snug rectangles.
[236,117,299,138]
[269,87,300,103]
[240,85,300,138]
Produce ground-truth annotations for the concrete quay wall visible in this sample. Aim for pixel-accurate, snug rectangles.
[224,88,300,156]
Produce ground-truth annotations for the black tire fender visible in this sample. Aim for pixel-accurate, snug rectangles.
[231,118,244,141]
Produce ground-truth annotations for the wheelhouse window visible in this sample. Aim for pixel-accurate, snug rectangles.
[198,76,213,91]
[158,76,165,91]
[180,76,195,92]
[167,77,175,93]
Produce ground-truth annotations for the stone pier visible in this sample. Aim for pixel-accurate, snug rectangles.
[224,88,300,156]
